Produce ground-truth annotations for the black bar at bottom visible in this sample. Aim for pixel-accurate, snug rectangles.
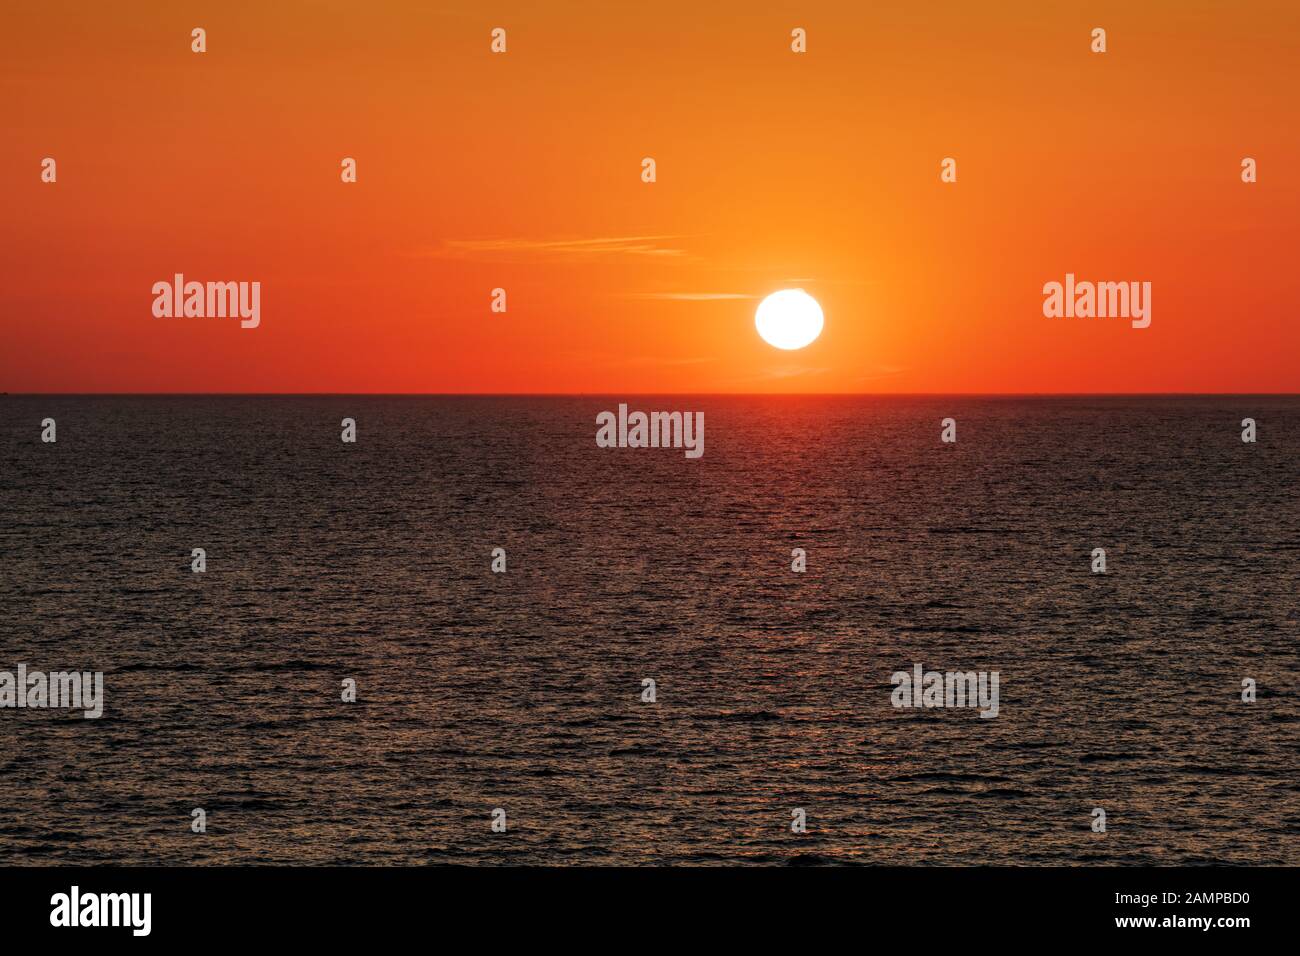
[0,865,1283,941]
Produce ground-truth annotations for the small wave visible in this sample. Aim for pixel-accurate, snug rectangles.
[112,660,333,674]
[697,710,783,722]
[1079,753,1141,763]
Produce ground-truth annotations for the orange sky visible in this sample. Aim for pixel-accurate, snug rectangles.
[3,0,1297,393]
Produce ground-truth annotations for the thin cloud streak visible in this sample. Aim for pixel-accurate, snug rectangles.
[410,236,690,261]
[621,292,758,301]
[568,351,717,368]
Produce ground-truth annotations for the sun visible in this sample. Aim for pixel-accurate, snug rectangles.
[755,289,824,350]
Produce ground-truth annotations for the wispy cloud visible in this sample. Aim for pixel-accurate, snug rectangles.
[567,350,716,368]
[621,292,758,301]
[718,364,835,386]
[765,366,835,379]
[410,235,689,261]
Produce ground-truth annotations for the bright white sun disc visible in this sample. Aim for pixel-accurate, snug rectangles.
[755,289,823,350]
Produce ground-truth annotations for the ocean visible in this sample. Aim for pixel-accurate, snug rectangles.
[1,395,1297,865]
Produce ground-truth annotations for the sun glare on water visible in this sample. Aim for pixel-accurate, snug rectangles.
[755,289,824,350]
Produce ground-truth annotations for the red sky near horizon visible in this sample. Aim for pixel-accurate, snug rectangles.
[2,1,1298,393]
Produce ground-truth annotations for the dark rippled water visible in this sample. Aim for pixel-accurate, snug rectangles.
[1,396,1297,865]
